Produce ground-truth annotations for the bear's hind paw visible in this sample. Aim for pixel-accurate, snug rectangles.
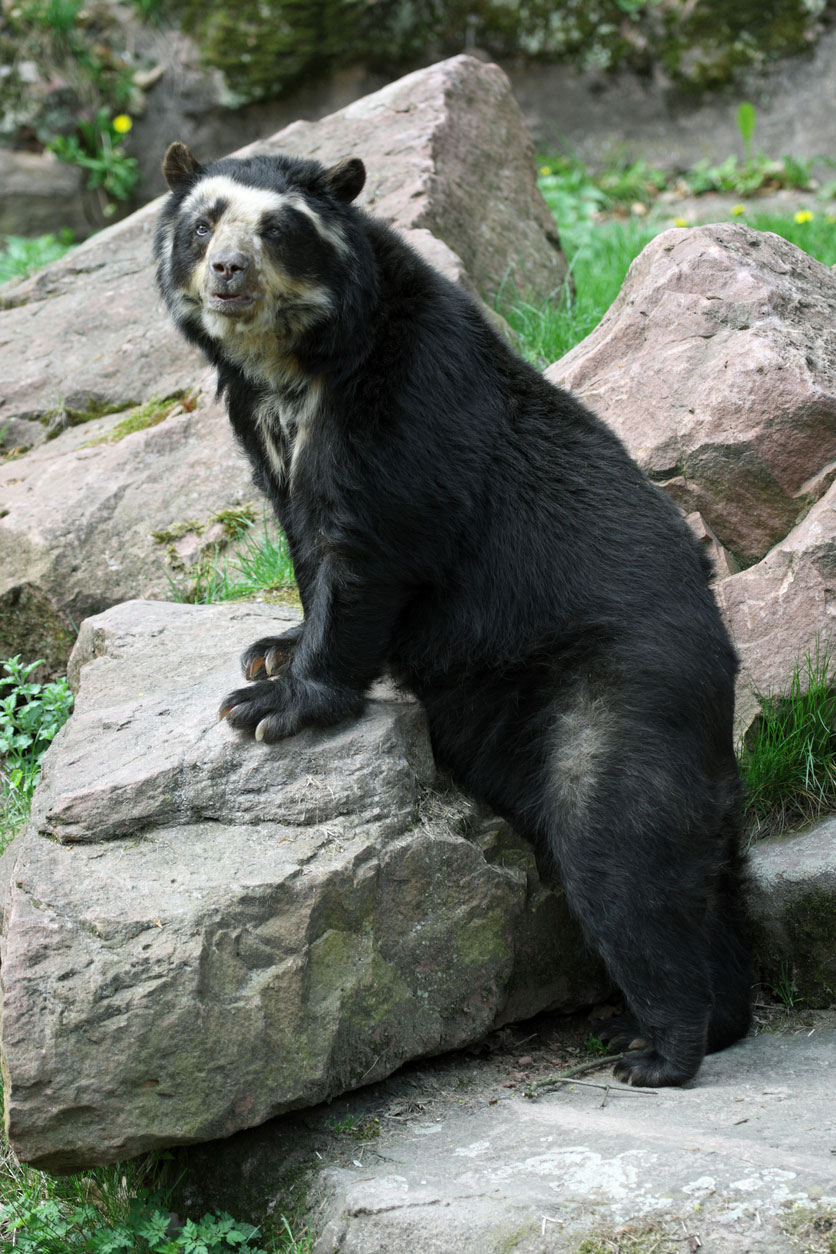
[613,1048,697,1088]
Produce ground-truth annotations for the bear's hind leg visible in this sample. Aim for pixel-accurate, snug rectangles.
[545,728,722,1086]
[705,863,753,1053]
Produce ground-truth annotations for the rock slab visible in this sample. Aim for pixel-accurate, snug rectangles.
[311,1029,836,1252]
[0,600,604,1173]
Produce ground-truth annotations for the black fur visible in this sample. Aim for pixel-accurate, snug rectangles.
[155,147,752,1086]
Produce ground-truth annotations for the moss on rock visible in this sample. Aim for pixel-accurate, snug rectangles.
[169,0,833,104]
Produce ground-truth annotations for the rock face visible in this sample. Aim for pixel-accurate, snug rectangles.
[0,151,91,239]
[547,223,836,570]
[747,817,836,1007]
[716,481,836,732]
[0,378,259,672]
[0,599,605,1173]
[0,54,567,671]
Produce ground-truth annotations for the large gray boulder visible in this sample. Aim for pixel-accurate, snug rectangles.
[0,599,605,1173]
[547,223,836,570]
[0,54,567,672]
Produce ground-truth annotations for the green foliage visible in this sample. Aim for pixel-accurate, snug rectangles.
[501,215,657,366]
[0,1189,282,1251]
[740,644,836,842]
[47,109,139,207]
[0,230,75,283]
[682,150,820,196]
[771,961,797,1009]
[0,1087,310,1251]
[174,0,368,102]
[736,100,757,159]
[18,0,84,35]
[583,1034,608,1057]
[171,0,829,105]
[0,656,73,847]
[179,520,296,605]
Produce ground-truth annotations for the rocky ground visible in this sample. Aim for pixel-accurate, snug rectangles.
[174,1003,836,1253]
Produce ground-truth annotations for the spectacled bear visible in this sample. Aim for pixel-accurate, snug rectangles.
[154,141,752,1087]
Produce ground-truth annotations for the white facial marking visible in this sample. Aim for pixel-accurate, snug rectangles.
[182,175,346,253]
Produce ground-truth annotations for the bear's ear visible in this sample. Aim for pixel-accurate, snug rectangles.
[322,157,366,204]
[162,142,203,191]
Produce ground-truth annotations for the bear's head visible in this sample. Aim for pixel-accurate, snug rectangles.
[154,143,368,379]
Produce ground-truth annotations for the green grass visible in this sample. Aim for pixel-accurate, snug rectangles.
[739,645,836,842]
[0,230,75,283]
[179,520,297,605]
[745,210,836,265]
[501,218,658,366]
[504,161,836,370]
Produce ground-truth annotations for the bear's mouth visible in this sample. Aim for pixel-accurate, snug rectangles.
[206,290,257,314]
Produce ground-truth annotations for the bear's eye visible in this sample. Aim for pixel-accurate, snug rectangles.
[194,221,211,238]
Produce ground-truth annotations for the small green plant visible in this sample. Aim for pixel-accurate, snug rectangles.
[0,1189,272,1251]
[736,101,757,161]
[583,1034,608,1057]
[740,644,836,842]
[178,521,297,605]
[0,656,73,848]
[325,1113,380,1141]
[772,961,797,1009]
[0,230,75,283]
[19,0,84,35]
[47,110,139,211]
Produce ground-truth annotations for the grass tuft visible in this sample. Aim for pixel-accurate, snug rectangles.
[179,520,297,605]
[740,644,836,842]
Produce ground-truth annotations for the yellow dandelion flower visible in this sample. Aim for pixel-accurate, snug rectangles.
[731,204,746,217]
[539,165,552,177]
[794,209,814,223]
[112,114,133,135]
[673,217,688,227]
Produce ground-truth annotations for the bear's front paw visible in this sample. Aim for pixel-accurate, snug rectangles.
[219,679,307,742]
[219,676,364,743]
[241,627,303,680]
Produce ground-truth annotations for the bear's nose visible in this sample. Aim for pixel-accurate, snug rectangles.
[210,252,250,280]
